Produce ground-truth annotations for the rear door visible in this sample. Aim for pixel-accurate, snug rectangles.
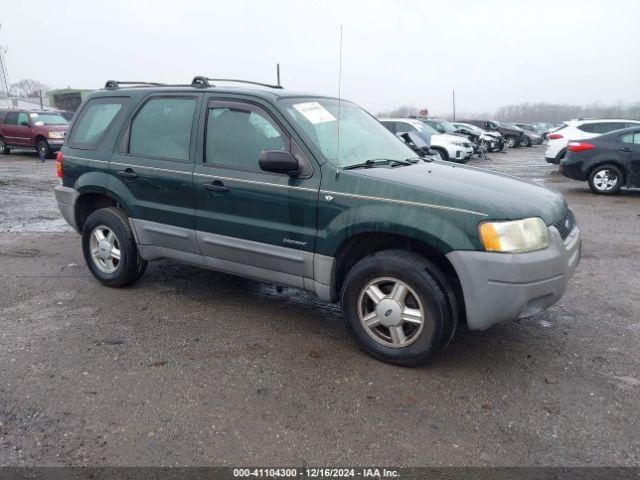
[109,93,202,253]
[1,112,19,145]
[192,96,320,278]
[619,130,640,187]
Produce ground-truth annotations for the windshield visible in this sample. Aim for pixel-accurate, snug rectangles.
[425,119,457,134]
[412,121,439,135]
[29,113,68,125]
[280,98,415,167]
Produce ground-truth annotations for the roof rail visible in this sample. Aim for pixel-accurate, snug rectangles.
[191,76,283,89]
[104,80,167,90]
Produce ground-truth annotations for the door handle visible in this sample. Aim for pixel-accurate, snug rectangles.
[203,180,229,192]
[117,168,138,179]
[619,147,632,152]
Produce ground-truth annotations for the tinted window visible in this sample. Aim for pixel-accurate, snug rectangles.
[579,122,626,134]
[3,112,18,125]
[206,106,285,170]
[69,98,125,147]
[620,132,640,144]
[18,112,29,125]
[129,97,196,161]
[380,121,396,134]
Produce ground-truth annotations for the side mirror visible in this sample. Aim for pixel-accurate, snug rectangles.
[259,150,299,176]
[20,120,29,126]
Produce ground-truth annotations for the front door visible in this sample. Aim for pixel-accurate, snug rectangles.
[192,98,320,279]
[620,130,640,187]
[109,93,202,253]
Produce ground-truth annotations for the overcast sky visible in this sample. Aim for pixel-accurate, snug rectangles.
[1,0,638,115]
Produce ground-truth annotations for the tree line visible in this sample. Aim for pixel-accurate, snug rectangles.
[379,102,640,123]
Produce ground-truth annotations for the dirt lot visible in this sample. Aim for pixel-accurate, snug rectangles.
[0,146,639,466]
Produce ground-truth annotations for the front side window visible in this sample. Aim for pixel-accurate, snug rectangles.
[205,106,285,170]
[129,97,196,161]
[69,98,125,147]
[281,98,414,167]
[18,112,29,125]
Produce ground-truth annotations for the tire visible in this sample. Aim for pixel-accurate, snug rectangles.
[506,136,518,148]
[82,207,147,287]
[340,250,457,366]
[36,138,53,159]
[588,164,623,195]
[431,148,448,161]
[0,137,9,154]
[519,137,531,147]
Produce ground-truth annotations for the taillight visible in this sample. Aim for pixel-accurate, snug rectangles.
[567,141,595,152]
[55,151,63,179]
[548,133,564,140]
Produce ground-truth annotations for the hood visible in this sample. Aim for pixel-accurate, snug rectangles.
[433,133,471,144]
[349,161,566,224]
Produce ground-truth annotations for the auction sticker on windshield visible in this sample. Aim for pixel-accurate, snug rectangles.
[293,102,336,124]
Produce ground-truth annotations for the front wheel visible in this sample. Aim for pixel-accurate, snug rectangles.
[431,148,448,161]
[341,250,457,366]
[588,164,623,195]
[36,139,53,159]
[505,136,518,148]
[82,207,148,287]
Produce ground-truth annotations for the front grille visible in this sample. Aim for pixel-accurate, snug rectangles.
[463,142,471,148]
[553,209,576,240]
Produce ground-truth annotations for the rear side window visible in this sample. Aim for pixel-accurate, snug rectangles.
[621,132,640,144]
[68,98,126,148]
[3,112,18,125]
[129,97,196,161]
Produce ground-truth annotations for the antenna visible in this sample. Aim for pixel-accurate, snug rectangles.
[335,26,343,177]
[276,63,281,88]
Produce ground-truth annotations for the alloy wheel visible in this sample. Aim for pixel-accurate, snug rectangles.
[593,169,618,192]
[89,225,121,273]
[357,277,425,348]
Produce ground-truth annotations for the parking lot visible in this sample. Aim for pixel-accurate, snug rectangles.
[0,146,639,466]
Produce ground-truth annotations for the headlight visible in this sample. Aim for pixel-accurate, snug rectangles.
[452,141,464,147]
[479,217,549,253]
[48,131,65,139]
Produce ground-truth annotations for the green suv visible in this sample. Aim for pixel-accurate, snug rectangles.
[54,78,581,366]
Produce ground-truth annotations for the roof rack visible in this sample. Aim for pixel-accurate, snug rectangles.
[191,76,283,89]
[104,80,167,90]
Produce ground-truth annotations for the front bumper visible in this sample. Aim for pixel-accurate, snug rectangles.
[47,140,65,151]
[54,185,80,232]
[446,226,581,330]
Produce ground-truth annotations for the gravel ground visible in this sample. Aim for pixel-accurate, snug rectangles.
[0,146,639,466]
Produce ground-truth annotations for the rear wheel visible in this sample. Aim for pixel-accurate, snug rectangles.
[0,137,9,154]
[588,164,623,195]
[519,136,531,147]
[341,250,457,366]
[36,139,53,159]
[82,207,147,287]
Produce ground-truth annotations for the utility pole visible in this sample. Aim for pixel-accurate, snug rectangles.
[0,23,10,98]
[452,89,456,122]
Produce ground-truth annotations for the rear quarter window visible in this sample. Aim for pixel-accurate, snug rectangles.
[67,97,128,149]
[578,122,626,134]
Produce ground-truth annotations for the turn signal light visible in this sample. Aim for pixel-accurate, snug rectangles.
[567,141,595,152]
[55,151,63,179]
[548,133,564,140]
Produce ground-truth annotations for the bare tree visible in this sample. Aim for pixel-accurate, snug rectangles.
[9,79,50,98]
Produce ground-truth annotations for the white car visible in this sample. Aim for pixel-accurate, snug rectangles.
[545,118,640,163]
[379,118,474,163]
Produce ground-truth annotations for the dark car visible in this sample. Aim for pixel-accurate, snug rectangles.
[560,126,640,195]
[513,123,545,145]
[0,109,69,158]
[53,77,580,366]
[459,119,526,148]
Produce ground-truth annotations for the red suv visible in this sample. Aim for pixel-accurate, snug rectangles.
[0,109,69,158]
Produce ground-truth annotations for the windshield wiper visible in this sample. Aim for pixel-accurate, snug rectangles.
[343,158,412,170]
